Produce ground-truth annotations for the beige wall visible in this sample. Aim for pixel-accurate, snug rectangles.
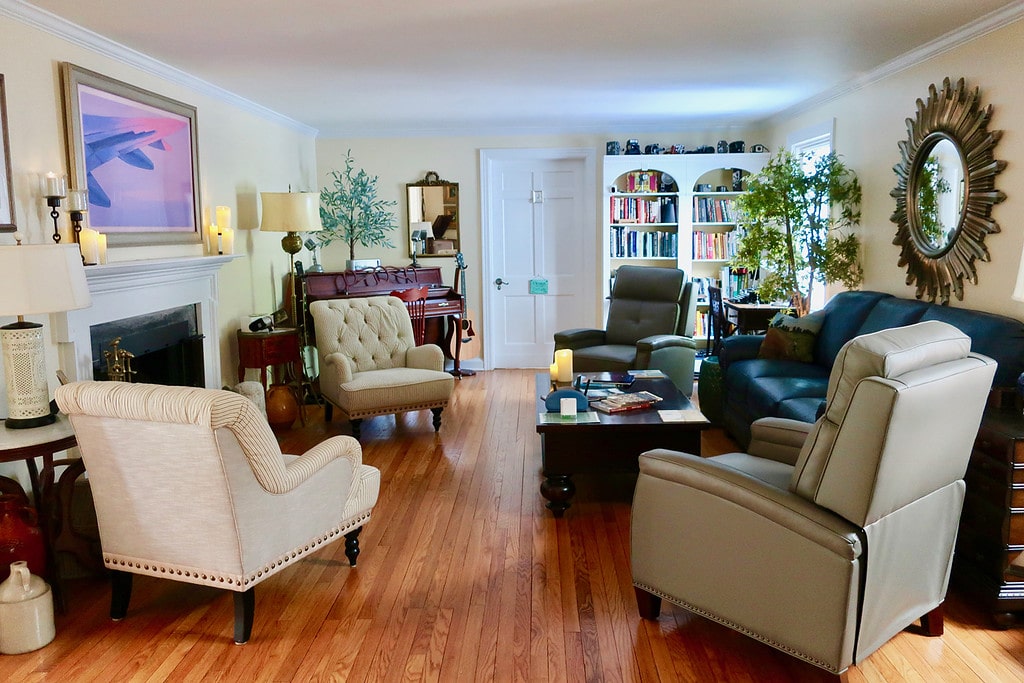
[766,18,1024,320]
[0,15,317,418]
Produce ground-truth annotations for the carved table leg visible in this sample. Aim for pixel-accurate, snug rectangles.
[540,474,575,517]
[431,407,443,431]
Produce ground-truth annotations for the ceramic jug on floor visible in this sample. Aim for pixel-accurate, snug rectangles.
[0,560,55,654]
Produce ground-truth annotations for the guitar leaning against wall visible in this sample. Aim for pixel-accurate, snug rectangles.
[448,252,478,377]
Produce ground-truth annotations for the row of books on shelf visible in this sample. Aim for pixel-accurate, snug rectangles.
[692,196,736,223]
[691,269,758,304]
[692,230,738,261]
[610,226,678,258]
[609,195,677,224]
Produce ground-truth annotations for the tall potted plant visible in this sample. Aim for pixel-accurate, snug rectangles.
[319,150,397,269]
[732,150,863,317]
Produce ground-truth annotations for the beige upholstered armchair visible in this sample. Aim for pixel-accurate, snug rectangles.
[311,296,454,439]
[55,381,380,644]
[554,265,697,390]
[630,321,996,676]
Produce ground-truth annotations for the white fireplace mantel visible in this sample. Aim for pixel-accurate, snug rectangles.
[54,255,238,387]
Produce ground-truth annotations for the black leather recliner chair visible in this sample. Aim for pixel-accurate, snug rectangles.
[553,266,697,391]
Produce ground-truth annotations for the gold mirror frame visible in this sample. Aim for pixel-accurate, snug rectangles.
[407,171,459,259]
[890,77,1006,304]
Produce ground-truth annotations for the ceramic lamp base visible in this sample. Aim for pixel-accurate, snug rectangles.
[2,323,56,429]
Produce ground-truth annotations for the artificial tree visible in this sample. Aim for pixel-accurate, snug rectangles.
[319,150,397,264]
[732,150,863,317]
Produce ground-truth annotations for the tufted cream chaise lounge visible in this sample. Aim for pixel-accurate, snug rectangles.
[310,296,454,439]
[55,380,380,644]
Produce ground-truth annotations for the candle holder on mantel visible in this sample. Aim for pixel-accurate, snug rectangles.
[67,189,88,263]
[43,172,67,244]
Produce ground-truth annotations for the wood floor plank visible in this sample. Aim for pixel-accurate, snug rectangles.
[4,369,1024,682]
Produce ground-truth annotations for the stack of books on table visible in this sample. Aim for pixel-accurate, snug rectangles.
[591,391,663,414]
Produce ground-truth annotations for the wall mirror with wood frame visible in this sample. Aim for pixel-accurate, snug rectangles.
[408,171,459,259]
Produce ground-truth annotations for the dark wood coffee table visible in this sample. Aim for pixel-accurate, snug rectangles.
[534,373,708,517]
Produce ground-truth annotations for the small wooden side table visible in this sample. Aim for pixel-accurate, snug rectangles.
[236,328,306,425]
[236,327,302,391]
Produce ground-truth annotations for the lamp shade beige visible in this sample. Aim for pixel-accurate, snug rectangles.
[0,244,92,316]
[258,192,322,233]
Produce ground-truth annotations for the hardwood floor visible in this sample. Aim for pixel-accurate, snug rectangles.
[5,369,1023,681]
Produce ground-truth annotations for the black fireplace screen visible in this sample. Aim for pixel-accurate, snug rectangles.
[89,305,204,386]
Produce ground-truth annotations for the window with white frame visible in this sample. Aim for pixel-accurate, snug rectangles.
[787,119,835,311]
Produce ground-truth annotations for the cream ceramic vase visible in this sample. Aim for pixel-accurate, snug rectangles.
[0,560,55,654]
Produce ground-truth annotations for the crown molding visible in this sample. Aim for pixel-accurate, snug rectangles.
[762,2,1024,128]
[0,0,318,138]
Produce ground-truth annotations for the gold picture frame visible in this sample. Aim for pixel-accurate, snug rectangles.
[61,63,203,246]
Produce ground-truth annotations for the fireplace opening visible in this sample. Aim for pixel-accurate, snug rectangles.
[90,305,205,387]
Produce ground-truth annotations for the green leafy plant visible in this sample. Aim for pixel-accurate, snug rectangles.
[917,155,953,247]
[732,150,863,317]
[319,150,397,261]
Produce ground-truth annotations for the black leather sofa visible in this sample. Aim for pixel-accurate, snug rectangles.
[719,290,1024,447]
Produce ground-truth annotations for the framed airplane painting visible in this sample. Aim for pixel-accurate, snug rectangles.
[61,63,202,246]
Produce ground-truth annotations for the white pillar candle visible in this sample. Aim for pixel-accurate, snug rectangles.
[44,171,66,198]
[555,349,573,383]
[207,224,220,255]
[560,397,576,418]
[216,206,231,231]
[80,228,100,265]
[97,233,107,264]
[67,189,87,211]
[549,362,558,383]
[221,227,235,255]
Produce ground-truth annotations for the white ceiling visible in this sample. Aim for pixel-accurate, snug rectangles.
[16,0,1024,137]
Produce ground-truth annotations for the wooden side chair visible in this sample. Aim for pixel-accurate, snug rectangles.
[390,286,429,345]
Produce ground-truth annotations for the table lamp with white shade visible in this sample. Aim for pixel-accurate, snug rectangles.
[1,239,92,428]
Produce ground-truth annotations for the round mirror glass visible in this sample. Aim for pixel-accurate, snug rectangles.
[910,135,966,255]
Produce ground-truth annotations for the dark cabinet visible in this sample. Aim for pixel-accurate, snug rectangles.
[954,408,1024,627]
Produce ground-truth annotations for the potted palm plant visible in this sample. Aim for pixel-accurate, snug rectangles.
[319,150,397,269]
[732,150,863,317]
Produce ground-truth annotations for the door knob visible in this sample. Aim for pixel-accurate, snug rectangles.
[494,277,508,290]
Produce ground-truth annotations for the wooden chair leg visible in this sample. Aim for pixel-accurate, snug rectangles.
[344,528,362,566]
[350,419,362,440]
[921,604,944,636]
[234,588,255,644]
[635,586,661,620]
[110,570,133,620]
[324,402,333,422]
[431,407,443,431]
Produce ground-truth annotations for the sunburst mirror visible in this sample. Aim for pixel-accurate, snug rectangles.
[890,77,1006,304]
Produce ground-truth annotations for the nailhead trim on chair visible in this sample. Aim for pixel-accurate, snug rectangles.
[632,581,844,674]
[103,511,373,591]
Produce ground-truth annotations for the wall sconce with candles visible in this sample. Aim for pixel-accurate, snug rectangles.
[43,172,66,243]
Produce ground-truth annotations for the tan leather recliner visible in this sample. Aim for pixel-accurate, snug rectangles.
[311,296,454,439]
[630,321,996,676]
[55,381,380,644]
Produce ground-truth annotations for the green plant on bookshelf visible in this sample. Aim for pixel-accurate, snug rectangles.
[732,150,862,317]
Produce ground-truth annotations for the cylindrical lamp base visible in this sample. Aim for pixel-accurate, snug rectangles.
[2,323,55,429]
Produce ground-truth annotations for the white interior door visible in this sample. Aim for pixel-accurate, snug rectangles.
[481,149,597,369]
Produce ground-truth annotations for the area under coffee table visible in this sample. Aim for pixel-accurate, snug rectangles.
[534,372,707,517]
